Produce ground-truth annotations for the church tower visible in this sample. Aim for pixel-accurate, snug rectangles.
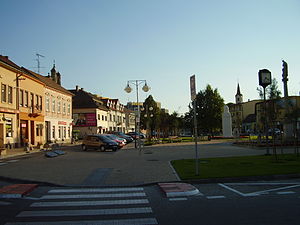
[235,83,243,104]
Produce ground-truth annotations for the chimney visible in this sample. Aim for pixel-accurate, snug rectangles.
[76,85,79,91]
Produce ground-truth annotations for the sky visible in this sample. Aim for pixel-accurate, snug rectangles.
[1,0,300,115]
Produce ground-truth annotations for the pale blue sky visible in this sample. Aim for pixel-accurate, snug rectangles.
[1,0,299,114]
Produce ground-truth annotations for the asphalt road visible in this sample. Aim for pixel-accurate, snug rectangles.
[0,140,296,186]
[1,179,300,225]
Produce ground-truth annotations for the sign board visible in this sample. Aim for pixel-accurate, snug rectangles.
[190,75,196,101]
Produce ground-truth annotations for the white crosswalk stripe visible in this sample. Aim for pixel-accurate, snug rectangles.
[5,187,158,225]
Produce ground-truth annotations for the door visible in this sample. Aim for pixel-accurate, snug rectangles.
[20,120,28,146]
[0,124,4,148]
[45,121,50,142]
[30,121,35,145]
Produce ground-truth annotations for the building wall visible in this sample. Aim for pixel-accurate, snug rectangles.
[0,64,19,148]
[45,87,73,143]
[18,73,45,146]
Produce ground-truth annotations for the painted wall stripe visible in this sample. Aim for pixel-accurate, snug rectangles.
[31,199,149,207]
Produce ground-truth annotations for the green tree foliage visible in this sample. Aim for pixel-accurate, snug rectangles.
[188,84,224,135]
[257,78,282,100]
[140,95,185,137]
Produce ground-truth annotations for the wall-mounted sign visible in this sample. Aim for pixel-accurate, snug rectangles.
[73,113,96,127]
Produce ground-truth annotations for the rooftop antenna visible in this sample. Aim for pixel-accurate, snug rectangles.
[36,53,45,74]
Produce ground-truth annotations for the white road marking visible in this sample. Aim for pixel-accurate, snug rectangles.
[31,199,149,207]
[247,184,300,196]
[206,196,226,199]
[41,192,146,199]
[224,182,300,185]
[277,191,296,195]
[17,207,152,217]
[48,187,144,193]
[169,198,187,201]
[6,160,19,163]
[218,183,249,197]
[5,218,158,225]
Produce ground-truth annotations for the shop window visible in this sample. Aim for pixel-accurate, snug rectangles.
[5,118,12,137]
[64,127,66,138]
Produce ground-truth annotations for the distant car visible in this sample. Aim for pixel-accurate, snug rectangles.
[268,128,283,136]
[126,132,146,139]
[108,131,134,143]
[103,134,126,148]
[81,134,118,151]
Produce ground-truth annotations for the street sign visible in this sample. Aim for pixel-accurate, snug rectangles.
[190,75,196,101]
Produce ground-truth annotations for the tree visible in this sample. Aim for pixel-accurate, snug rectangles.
[257,78,282,100]
[187,84,224,135]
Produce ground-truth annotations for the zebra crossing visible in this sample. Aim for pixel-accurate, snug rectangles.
[5,187,158,225]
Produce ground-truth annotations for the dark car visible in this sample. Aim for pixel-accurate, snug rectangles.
[81,134,118,151]
[108,131,134,143]
[126,132,146,139]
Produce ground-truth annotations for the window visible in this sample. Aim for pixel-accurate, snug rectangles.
[52,99,56,112]
[63,102,66,114]
[52,126,55,138]
[25,91,28,107]
[98,114,100,120]
[39,96,42,110]
[8,86,13,104]
[58,101,61,113]
[102,115,104,120]
[1,84,6,102]
[46,97,50,112]
[35,95,39,109]
[36,124,40,136]
[30,93,34,108]
[20,90,24,106]
[68,126,70,138]
[110,114,112,121]
[67,103,70,114]
[5,118,12,137]
[64,127,66,138]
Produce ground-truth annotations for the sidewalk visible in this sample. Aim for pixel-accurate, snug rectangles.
[0,147,42,160]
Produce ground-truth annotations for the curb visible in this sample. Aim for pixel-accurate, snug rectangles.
[0,184,38,198]
[158,182,199,197]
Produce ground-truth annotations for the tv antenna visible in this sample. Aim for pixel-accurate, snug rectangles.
[36,53,45,74]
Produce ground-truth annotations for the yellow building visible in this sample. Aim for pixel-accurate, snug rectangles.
[0,56,20,149]
[0,55,45,150]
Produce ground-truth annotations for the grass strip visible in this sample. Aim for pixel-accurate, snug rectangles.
[171,154,300,180]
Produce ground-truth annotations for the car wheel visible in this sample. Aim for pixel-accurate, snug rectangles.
[82,144,87,151]
[100,146,105,152]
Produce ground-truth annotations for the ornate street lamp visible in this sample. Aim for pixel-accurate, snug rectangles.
[124,80,150,151]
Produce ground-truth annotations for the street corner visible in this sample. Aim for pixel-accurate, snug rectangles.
[158,182,199,198]
[0,184,38,199]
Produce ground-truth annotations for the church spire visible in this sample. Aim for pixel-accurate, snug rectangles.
[235,83,243,104]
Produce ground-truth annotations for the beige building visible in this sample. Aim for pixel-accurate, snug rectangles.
[22,66,73,144]
[0,56,20,149]
[228,84,262,134]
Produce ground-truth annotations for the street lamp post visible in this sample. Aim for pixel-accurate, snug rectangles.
[124,80,150,152]
[258,69,272,155]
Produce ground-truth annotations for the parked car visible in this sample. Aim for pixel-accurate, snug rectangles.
[268,128,283,136]
[103,134,126,148]
[108,131,134,143]
[126,132,146,139]
[81,134,118,151]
